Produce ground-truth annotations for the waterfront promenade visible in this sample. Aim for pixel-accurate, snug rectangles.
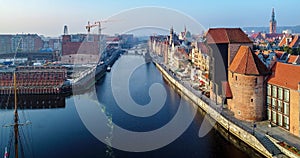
[152,55,300,158]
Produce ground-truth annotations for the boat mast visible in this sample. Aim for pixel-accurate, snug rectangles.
[13,71,19,158]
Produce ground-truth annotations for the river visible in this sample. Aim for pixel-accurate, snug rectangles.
[0,55,258,158]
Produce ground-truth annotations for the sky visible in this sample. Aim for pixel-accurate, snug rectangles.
[0,0,299,37]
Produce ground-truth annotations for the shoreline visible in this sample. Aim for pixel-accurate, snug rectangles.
[154,62,274,158]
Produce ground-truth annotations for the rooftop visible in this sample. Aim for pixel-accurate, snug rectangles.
[268,62,300,90]
[206,28,252,44]
[229,46,269,75]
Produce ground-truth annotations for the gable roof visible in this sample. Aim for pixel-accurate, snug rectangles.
[206,28,252,44]
[229,46,269,75]
[287,55,299,64]
[278,36,287,47]
[268,62,300,90]
[289,35,300,48]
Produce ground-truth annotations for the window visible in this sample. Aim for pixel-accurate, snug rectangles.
[235,76,237,81]
[267,109,271,121]
[284,116,289,130]
[267,84,272,96]
[267,96,271,105]
[272,111,277,123]
[284,102,289,115]
[272,98,276,109]
[277,100,282,112]
[284,89,289,102]
[255,78,258,85]
[278,114,283,126]
[272,86,277,98]
[278,88,283,100]
[251,98,253,102]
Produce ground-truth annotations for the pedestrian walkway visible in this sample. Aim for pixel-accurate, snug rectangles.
[153,54,300,157]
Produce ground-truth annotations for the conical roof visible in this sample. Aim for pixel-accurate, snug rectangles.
[229,46,269,75]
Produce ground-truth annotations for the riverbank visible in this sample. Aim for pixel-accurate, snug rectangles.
[67,48,123,94]
[154,62,279,158]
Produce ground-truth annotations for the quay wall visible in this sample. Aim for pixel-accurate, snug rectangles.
[267,135,299,158]
[155,63,273,158]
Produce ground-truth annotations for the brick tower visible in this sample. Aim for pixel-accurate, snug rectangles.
[227,46,269,121]
[269,8,277,34]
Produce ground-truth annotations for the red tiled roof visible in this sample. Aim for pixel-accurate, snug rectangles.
[278,36,287,47]
[268,62,300,90]
[287,55,298,63]
[222,81,232,98]
[206,28,252,44]
[289,35,300,48]
[251,33,260,39]
[264,33,284,39]
[229,46,269,75]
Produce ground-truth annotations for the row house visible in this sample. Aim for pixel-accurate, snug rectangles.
[190,41,210,89]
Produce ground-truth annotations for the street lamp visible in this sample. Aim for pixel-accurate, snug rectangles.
[253,122,256,135]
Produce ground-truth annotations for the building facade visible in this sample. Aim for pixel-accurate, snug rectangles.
[0,34,43,54]
[0,66,67,94]
[205,28,253,104]
[267,62,300,136]
[61,34,100,64]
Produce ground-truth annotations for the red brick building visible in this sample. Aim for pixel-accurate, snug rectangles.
[227,46,270,121]
[61,34,100,64]
[205,28,253,104]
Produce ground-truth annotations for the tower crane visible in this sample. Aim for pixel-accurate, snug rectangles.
[85,20,115,35]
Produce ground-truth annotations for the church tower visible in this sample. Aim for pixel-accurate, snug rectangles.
[269,8,277,34]
[169,26,174,46]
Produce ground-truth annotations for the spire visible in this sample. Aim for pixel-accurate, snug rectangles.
[170,26,174,35]
[271,8,275,22]
[63,25,68,35]
[169,26,174,46]
[269,8,277,34]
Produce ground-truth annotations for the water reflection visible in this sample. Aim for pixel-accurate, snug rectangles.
[0,94,66,109]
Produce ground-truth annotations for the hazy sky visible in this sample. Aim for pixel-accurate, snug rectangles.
[0,0,299,37]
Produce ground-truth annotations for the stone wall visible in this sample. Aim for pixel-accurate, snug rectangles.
[227,71,266,121]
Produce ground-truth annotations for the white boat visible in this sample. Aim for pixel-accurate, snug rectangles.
[106,66,111,72]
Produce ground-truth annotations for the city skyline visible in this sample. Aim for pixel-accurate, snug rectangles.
[1,0,300,37]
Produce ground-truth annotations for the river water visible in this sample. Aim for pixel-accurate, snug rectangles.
[0,55,256,158]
